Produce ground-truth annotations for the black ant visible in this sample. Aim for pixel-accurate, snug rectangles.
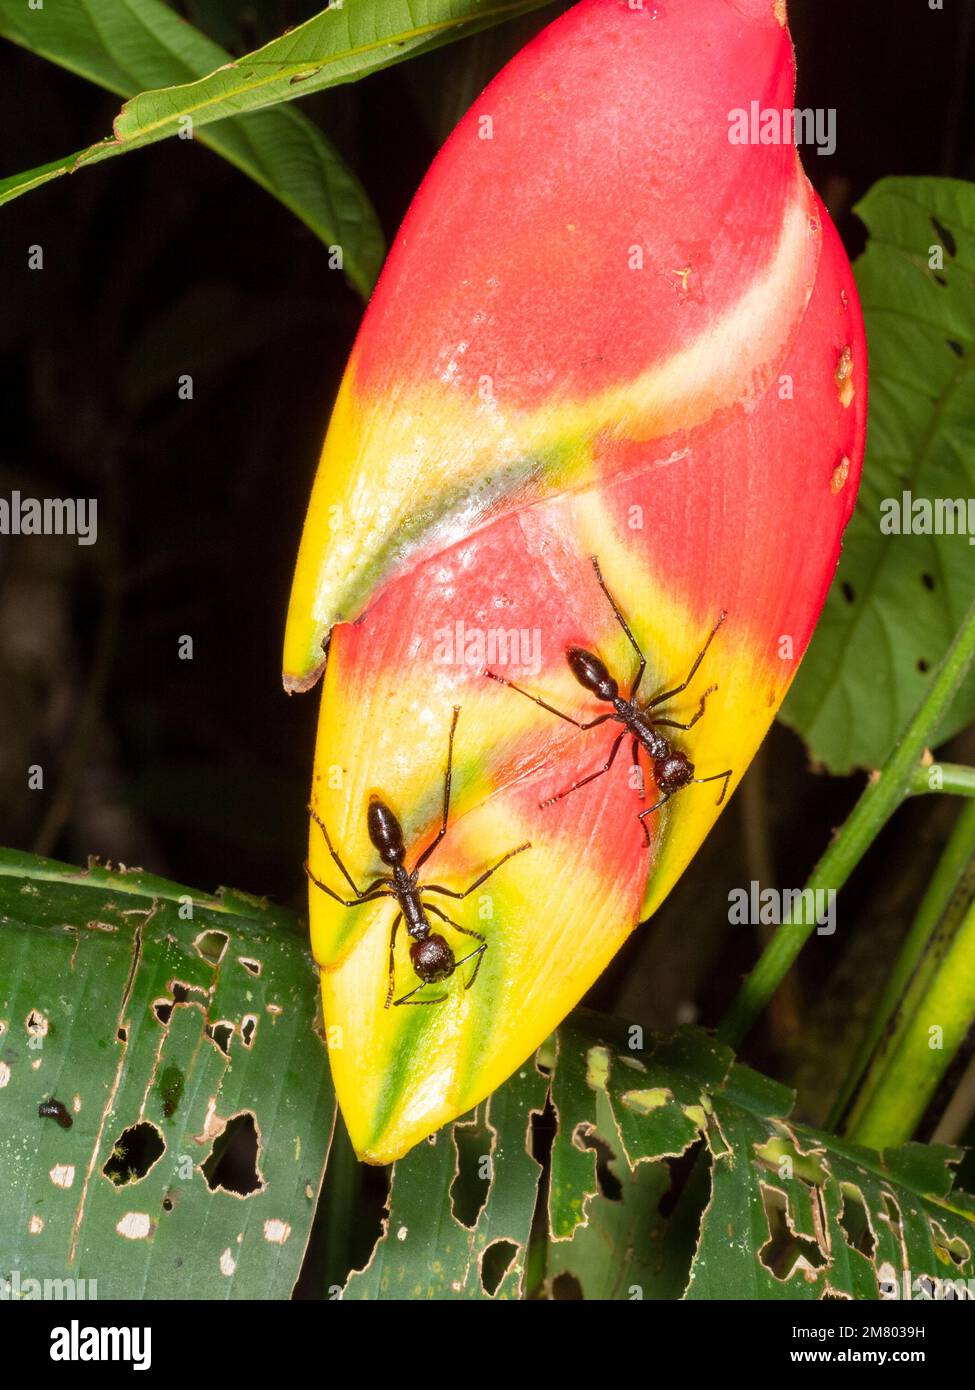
[305,708,530,1007]
[486,557,732,844]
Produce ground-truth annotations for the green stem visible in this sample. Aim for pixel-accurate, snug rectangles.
[826,799,975,1130]
[909,762,975,798]
[844,893,975,1148]
[718,594,975,1049]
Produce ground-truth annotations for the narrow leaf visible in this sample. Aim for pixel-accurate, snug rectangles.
[0,0,384,295]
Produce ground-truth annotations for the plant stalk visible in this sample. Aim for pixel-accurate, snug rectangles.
[718,594,975,1049]
[826,799,975,1130]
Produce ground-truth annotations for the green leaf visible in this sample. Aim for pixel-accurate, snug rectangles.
[782,177,975,772]
[0,848,334,1299]
[0,0,553,294]
[387,1013,975,1300]
[0,0,384,297]
[342,1054,547,1299]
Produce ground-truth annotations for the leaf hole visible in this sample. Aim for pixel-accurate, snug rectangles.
[574,1123,622,1202]
[917,658,930,673]
[206,1021,234,1056]
[153,1000,173,1026]
[931,216,957,258]
[480,1240,518,1297]
[946,339,965,358]
[450,1113,493,1229]
[103,1122,166,1187]
[171,980,209,1005]
[241,1014,257,1048]
[841,582,856,605]
[921,572,935,591]
[838,1183,876,1260]
[657,1142,704,1218]
[930,1220,970,1269]
[238,957,262,977]
[758,1186,828,1281]
[202,1111,265,1198]
[194,930,229,965]
[551,1271,584,1299]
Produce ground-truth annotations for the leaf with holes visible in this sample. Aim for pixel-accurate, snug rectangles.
[783,177,975,772]
[342,1050,547,1298]
[0,848,334,1299]
[357,1012,974,1300]
[539,1017,975,1300]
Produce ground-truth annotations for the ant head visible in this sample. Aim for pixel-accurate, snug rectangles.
[367,798,406,864]
[567,646,618,702]
[410,934,455,983]
[655,751,695,793]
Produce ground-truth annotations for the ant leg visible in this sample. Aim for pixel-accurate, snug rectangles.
[308,805,366,897]
[425,903,485,944]
[424,908,488,990]
[424,841,531,899]
[393,983,448,1006]
[591,555,647,699]
[304,863,391,908]
[484,670,613,731]
[384,913,403,1010]
[648,612,728,708]
[456,943,488,990]
[695,769,733,806]
[540,729,626,808]
[651,685,717,731]
[637,792,672,846]
[413,706,461,873]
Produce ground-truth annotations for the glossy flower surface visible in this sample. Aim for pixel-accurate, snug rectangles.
[285,0,867,1162]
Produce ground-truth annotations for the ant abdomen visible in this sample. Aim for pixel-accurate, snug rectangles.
[367,798,406,864]
[410,935,455,982]
[566,646,618,701]
[654,751,695,794]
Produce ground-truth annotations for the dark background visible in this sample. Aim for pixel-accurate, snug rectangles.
[2,0,974,1139]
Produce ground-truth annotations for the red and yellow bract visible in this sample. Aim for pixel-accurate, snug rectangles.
[285,0,867,1163]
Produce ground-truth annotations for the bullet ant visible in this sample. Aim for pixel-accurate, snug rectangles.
[486,557,732,844]
[305,708,530,1006]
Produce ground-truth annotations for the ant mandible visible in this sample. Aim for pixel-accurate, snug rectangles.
[486,557,732,844]
[305,707,530,1006]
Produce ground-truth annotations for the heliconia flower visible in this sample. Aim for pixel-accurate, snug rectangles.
[285,0,867,1164]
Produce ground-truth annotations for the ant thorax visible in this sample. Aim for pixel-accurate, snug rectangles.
[624,702,671,760]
